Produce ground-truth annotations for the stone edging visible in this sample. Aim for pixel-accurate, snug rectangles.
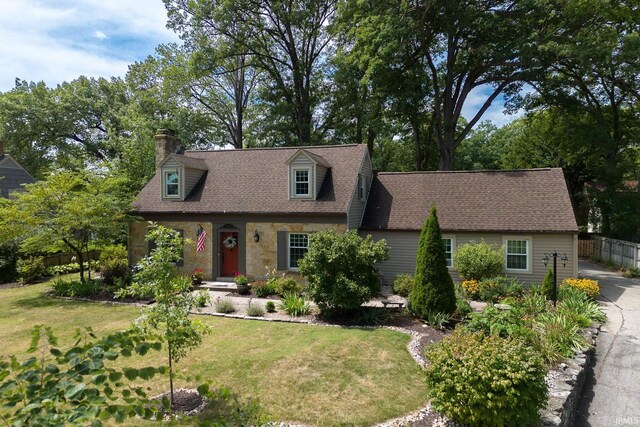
[540,324,601,427]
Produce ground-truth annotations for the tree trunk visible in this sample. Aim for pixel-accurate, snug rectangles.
[168,342,174,409]
[438,134,455,171]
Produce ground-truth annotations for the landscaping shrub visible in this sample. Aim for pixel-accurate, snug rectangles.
[478,276,524,303]
[535,312,588,361]
[253,279,278,298]
[392,274,413,297]
[454,297,472,319]
[410,207,456,318]
[622,266,640,278]
[425,330,547,426]
[452,240,504,280]
[51,278,100,298]
[215,299,236,314]
[561,278,600,300]
[298,230,389,314]
[265,301,276,313]
[355,307,391,325]
[99,244,131,287]
[465,306,533,341]
[274,277,302,297]
[460,279,480,300]
[558,292,606,325]
[16,256,47,283]
[279,293,311,317]
[195,290,211,308]
[541,268,555,301]
[246,304,265,317]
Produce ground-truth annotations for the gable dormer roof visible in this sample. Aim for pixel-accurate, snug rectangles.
[159,153,208,170]
[285,149,330,168]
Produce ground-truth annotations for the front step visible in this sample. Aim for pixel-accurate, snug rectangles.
[199,281,238,292]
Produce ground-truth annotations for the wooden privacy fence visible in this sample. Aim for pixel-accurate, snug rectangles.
[593,236,640,269]
[41,250,101,267]
[578,239,594,257]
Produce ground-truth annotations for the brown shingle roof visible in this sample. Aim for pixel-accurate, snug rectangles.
[361,168,578,233]
[132,144,368,215]
[162,154,208,170]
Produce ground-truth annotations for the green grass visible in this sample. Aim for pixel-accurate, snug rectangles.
[0,277,429,426]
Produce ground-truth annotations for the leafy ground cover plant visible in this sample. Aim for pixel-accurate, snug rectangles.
[478,276,525,303]
[51,278,100,298]
[425,330,547,426]
[424,310,451,330]
[253,279,278,297]
[195,290,211,308]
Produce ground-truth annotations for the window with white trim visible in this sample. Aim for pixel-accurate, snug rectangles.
[443,238,453,268]
[506,239,528,270]
[164,170,180,198]
[293,169,310,197]
[288,233,309,269]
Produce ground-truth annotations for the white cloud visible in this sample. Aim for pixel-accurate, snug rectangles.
[0,0,180,92]
[460,85,525,128]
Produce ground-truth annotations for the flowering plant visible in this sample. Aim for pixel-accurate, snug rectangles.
[193,268,205,280]
[234,273,248,286]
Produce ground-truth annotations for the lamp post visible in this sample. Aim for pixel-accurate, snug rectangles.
[542,251,569,306]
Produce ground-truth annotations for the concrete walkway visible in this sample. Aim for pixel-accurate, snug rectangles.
[576,260,640,426]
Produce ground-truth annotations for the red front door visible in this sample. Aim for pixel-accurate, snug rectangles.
[220,231,239,277]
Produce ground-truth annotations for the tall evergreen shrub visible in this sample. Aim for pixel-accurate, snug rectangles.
[542,268,555,301]
[410,206,456,317]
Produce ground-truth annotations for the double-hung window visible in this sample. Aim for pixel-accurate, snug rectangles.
[164,170,180,198]
[293,169,310,197]
[505,239,529,271]
[288,233,309,269]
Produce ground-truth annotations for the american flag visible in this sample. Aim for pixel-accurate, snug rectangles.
[196,226,207,252]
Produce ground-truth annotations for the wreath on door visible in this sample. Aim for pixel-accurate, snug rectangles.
[222,235,237,249]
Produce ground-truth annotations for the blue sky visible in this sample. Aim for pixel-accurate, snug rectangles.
[0,0,521,127]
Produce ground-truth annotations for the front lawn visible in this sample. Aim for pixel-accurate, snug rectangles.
[0,277,428,426]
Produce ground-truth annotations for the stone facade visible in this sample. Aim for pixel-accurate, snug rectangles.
[129,221,214,280]
[245,222,346,277]
[129,220,345,280]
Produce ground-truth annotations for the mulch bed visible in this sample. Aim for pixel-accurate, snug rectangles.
[154,389,206,416]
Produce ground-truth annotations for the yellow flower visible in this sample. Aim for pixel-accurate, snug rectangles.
[561,278,600,299]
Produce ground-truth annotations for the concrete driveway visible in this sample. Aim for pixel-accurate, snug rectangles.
[576,260,640,426]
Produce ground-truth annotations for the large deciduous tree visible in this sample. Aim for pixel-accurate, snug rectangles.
[164,0,336,146]
[341,0,600,170]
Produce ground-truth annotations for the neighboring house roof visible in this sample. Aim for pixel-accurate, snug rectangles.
[361,168,578,233]
[133,144,368,216]
[0,154,36,198]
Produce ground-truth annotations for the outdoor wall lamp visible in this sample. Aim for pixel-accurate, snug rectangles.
[542,251,569,306]
[254,230,260,242]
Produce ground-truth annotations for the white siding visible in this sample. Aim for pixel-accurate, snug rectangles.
[347,151,373,229]
[366,230,577,284]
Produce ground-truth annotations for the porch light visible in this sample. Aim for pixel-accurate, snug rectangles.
[541,251,569,306]
[254,230,260,243]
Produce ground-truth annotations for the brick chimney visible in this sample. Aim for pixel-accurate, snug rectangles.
[154,129,181,167]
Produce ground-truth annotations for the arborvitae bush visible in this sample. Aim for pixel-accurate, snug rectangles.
[410,207,456,317]
[425,329,548,426]
[542,268,555,301]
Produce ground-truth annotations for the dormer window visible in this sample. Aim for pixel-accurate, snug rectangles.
[164,169,180,198]
[293,168,311,197]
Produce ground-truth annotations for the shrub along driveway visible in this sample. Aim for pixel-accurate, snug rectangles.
[0,277,429,426]
[577,260,640,426]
